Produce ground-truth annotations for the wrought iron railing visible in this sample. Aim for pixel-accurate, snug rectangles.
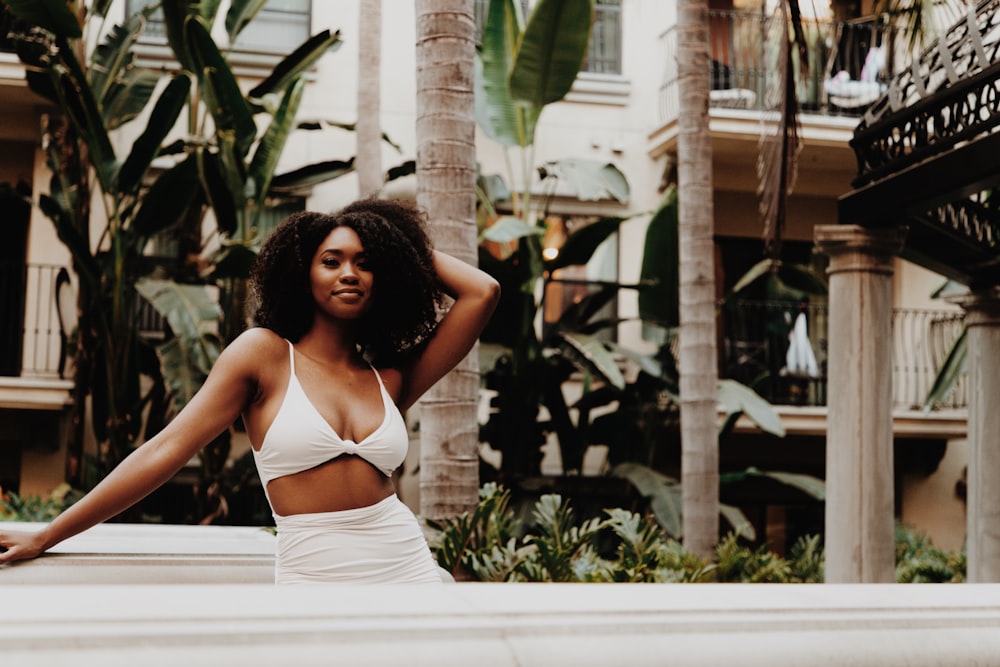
[0,263,170,379]
[0,262,67,378]
[720,299,966,410]
[658,11,893,126]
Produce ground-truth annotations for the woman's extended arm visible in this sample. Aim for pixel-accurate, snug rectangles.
[0,331,265,566]
[396,250,500,411]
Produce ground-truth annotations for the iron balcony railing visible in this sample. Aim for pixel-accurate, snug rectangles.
[720,299,967,410]
[658,11,893,126]
[0,263,168,380]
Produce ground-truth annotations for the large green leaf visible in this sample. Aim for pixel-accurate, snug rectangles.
[480,215,543,244]
[225,0,269,43]
[719,504,756,540]
[720,467,826,501]
[476,0,539,147]
[185,17,257,157]
[544,215,623,272]
[269,158,355,193]
[558,332,625,389]
[247,76,305,221]
[717,379,785,437]
[247,30,343,102]
[52,48,119,195]
[4,0,81,38]
[924,326,967,411]
[638,186,679,328]
[541,159,629,202]
[130,156,202,239]
[89,10,150,110]
[153,334,222,413]
[101,67,162,130]
[160,1,197,71]
[509,0,593,108]
[198,149,239,236]
[38,194,100,286]
[729,258,827,299]
[611,463,682,539]
[118,74,191,197]
[136,279,222,342]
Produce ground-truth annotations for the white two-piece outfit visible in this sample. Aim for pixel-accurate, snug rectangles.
[251,341,443,584]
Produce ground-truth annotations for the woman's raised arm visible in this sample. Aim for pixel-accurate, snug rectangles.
[396,250,499,411]
[0,330,267,566]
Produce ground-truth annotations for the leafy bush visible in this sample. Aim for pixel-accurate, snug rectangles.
[429,485,966,584]
[0,484,77,522]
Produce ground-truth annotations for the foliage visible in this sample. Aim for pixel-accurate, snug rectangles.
[430,486,967,584]
[894,522,965,583]
[4,1,407,523]
[0,484,78,522]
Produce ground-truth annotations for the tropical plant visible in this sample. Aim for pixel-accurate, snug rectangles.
[0,484,78,522]
[1,0,381,522]
[894,521,965,583]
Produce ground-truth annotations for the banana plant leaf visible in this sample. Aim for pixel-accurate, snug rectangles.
[557,332,625,390]
[135,279,223,401]
[509,0,593,108]
[717,379,786,437]
[185,17,257,157]
[225,0,269,43]
[247,76,305,220]
[198,149,239,236]
[544,215,625,272]
[247,30,343,103]
[90,10,156,122]
[719,466,826,501]
[269,158,355,193]
[638,186,679,328]
[118,74,191,198]
[51,45,120,195]
[480,215,543,244]
[613,462,759,541]
[923,325,967,411]
[130,155,203,239]
[102,67,162,131]
[540,159,630,203]
[729,258,827,299]
[475,0,539,147]
[38,194,99,285]
[3,0,81,38]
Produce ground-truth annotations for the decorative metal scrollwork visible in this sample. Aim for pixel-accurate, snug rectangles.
[851,0,1000,186]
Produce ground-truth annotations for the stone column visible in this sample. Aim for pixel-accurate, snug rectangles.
[954,290,1000,582]
[815,224,906,583]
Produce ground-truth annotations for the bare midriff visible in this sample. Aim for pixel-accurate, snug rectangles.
[265,455,395,516]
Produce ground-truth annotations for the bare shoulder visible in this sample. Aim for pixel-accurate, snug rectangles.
[214,328,288,380]
[373,364,405,403]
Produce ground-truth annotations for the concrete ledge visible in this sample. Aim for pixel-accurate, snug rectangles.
[1,583,999,666]
[1,522,275,584]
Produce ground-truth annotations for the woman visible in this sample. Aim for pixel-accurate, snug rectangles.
[0,197,500,584]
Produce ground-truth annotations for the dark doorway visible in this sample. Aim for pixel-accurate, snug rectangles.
[0,182,31,376]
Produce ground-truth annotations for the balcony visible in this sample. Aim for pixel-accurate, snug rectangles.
[650,12,890,194]
[720,299,967,437]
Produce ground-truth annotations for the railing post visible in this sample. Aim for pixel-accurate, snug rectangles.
[815,224,906,583]
[952,289,1000,582]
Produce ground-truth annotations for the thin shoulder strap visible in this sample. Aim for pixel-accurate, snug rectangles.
[286,339,295,373]
[368,362,386,391]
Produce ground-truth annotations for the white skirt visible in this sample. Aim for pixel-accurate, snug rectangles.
[272,495,445,584]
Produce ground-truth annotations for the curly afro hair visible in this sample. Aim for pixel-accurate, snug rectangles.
[249,197,444,364]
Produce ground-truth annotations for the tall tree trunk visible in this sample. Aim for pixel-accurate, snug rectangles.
[357,0,383,197]
[414,0,480,518]
[676,0,720,558]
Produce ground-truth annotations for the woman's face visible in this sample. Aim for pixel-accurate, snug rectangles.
[309,225,375,320]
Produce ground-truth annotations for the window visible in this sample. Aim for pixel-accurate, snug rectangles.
[584,0,622,75]
[127,0,310,55]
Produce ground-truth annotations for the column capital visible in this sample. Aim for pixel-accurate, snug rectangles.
[814,225,907,277]
[950,287,1000,328]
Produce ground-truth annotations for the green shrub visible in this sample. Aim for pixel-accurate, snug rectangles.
[0,484,77,522]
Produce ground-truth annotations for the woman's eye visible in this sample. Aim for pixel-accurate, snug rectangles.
[322,259,340,267]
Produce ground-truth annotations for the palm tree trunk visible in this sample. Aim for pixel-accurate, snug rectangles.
[676,0,720,559]
[357,0,383,197]
[414,0,480,518]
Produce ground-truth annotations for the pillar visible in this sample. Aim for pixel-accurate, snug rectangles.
[815,224,906,583]
[954,290,1000,582]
